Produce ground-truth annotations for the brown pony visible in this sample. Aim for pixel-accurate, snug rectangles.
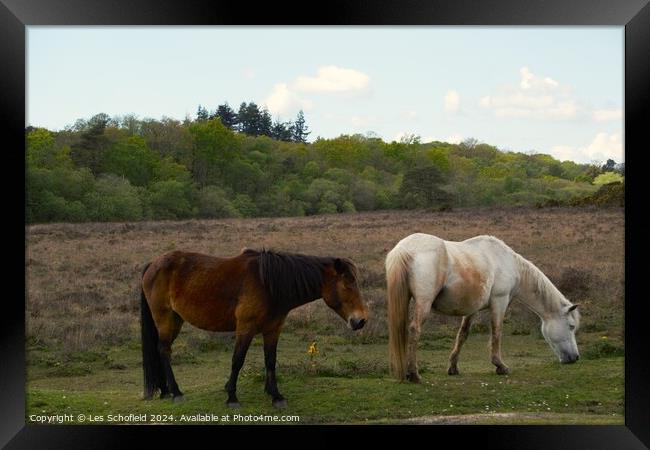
[140,248,368,408]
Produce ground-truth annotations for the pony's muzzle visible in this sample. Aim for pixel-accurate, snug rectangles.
[561,354,580,364]
[349,317,366,331]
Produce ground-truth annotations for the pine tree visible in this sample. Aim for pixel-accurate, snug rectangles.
[292,110,310,143]
[601,159,617,172]
[238,102,263,136]
[259,108,273,137]
[271,119,293,141]
[69,113,111,174]
[236,102,248,133]
[196,105,209,122]
[214,103,238,130]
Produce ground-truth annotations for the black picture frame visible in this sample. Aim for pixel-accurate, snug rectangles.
[5,0,649,448]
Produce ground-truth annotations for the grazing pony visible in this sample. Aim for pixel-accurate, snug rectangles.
[386,233,580,382]
[140,248,367,407]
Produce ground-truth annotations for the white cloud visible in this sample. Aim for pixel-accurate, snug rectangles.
[414,134,462,144]
[263,65,370,118]
[350,115,375,127]
[520,67,534,89]
[545,100,578,119]
[402,110,418,120]
[445,133,464,144]
[242,68,255,80]
[393,131,408,141]
[264,83,313,116]
[550,145,576,161]
[484,68,621,123]
[293,65,370,93]
[392,131,421,143]
[593,108,623,122]
[519,67,559,90]
[583,132,623,161]
[543,77,559,88]
[444,90,460,113]
[550,132,623,163]
[480,67,578,120]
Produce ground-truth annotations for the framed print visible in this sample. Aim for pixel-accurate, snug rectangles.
[4,0,650,447]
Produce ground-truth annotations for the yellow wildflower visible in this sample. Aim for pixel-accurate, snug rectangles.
[308,341,319,355]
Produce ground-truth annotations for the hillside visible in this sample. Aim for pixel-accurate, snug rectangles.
[26,113,622,223]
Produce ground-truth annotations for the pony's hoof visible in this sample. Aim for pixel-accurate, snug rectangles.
[160,392,173,399]
[447,366,460,376]
[173,395,185,403]
[496,366,510,375]
[273,399,288,409]
[405,372,421,383]
[227,401,241,409]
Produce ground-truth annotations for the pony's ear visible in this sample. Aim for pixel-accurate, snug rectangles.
[567,304,579,313]
[334,258,345,274]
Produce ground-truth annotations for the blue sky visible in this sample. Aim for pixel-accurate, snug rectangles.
[27,27,623,164]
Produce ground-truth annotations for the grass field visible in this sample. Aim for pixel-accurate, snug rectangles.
[25,207,624,425]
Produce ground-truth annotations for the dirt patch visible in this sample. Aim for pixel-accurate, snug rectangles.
[401,413,518,424]
[397,412,623,425]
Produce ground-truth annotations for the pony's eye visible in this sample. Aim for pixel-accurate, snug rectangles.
[569,325,576,331]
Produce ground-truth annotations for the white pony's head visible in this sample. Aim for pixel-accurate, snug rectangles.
[541,304,581,363]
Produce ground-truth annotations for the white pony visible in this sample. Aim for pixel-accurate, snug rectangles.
[386,233,580,382]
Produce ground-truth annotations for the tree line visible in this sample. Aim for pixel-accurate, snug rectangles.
[197,102,310,143]
[25,111,624,223]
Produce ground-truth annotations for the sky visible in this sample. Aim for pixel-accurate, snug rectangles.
[27,27,624,164]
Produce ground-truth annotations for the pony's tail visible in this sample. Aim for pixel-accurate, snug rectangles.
[386,246,412,381]
[140,262,163,400]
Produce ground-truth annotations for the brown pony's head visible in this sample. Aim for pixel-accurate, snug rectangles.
[322,258,368,330]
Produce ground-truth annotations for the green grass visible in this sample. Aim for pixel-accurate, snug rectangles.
[26,331,623,425]
[25,209,624,425]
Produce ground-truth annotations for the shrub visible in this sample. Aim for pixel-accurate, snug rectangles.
[148,179,193,219]
[593,172,624,186]
[232,194,257,217]
[83,174,144,221]
[197,186,240,218]
[589,182,624,207]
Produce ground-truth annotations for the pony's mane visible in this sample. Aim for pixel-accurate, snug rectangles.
[512,250,571,313]
[250,248,357,310]
[470,236,577,321]
[469,235,572,313]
